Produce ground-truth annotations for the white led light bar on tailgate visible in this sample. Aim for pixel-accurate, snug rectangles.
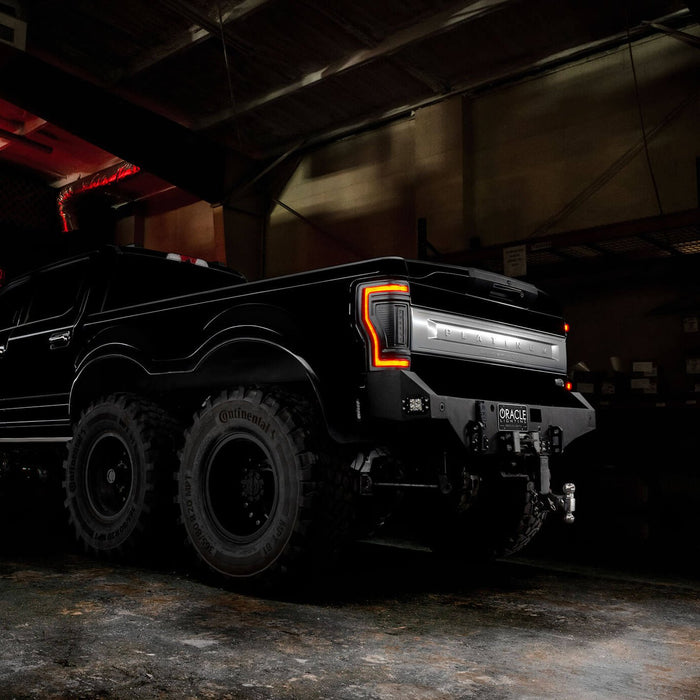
[411,307,566,373]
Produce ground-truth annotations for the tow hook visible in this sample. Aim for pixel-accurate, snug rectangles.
[542,482,576,524]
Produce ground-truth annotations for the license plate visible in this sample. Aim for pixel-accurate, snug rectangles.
[497,404,528,430]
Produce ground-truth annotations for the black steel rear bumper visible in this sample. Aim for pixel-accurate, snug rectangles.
[364,369,596,453]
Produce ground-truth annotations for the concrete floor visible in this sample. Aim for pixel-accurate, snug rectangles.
[0,538,698,700]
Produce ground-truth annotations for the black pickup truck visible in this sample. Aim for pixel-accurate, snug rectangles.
[0,245,594,582]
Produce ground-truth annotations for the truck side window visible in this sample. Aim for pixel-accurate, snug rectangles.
[25,262,87,323]
[0,283,31,330]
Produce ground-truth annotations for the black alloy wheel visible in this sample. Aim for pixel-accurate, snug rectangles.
[64,394,180,554]
[84,432,135,521]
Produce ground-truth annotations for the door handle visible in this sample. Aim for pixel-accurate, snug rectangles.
[49,330,72,348]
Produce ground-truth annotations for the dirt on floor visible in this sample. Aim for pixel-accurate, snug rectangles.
[1,526,699,700]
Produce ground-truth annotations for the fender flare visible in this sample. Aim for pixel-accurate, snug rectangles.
[70,346,151,419]
[69,336,331,431]
[193,335,326,411]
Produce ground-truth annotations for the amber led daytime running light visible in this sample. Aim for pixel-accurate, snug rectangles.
[362,283,410,368]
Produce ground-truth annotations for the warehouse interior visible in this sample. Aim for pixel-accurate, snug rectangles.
[0,1,699,698]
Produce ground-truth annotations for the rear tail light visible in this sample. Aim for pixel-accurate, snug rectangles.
[357,281,411,369]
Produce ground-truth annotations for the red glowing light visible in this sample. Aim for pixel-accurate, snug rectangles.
[57,162,142,233]
[564,323,570,333]
[361,283,410,368]
[565,381,573,391]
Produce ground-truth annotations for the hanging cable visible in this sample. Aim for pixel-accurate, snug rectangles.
[627,6,664,215]
[217,1,242,147]
[272,199,365,259]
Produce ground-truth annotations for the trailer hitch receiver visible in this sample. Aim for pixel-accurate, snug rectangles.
[562,482,576,523]
[541,482,576,523]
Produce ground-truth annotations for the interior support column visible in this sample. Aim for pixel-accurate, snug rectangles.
[213,196,267,281]
[414,96,477,256]
[462,95,479,249]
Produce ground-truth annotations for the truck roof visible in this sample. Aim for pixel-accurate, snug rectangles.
[1,245,246,288]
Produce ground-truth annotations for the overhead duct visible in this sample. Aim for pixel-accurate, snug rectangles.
[57,161,141,233]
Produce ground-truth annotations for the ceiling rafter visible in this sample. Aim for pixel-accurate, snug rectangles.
[1,0,691,203]
[111,0,275,82]
[0,105,49,153]
[642,20,700,48]
[195,0,517,130]
[0,126,52,153]
[305,1,450,94]
[258,9,695,159]
[0,43,253,202]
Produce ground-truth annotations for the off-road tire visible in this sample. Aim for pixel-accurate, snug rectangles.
[498,480,547,556]
[177,387,342,585]
[432,478,547,563]
[63,394,180,555]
